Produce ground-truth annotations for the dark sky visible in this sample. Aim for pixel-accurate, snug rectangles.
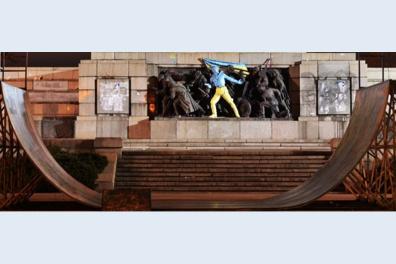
[358,52,396,68]
[2,52,396,68]
[1,52,90,67]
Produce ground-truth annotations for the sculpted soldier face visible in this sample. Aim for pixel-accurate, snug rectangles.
[257,72,269,89]
[265,89,280,112]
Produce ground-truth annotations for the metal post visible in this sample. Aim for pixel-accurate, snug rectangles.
[25,52,28,90]
[357,52,361,88]
[1,52,5,81]
[381,52,385,82]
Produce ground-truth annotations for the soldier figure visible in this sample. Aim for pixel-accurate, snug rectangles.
[208,65,244,118]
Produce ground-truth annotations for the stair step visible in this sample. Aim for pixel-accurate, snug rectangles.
[116,164,324,169]
[124,146,331,154]
[116,176,309,182]
[115,186,296,191]
[115,150,331,193]
[116,180,302,186]
[150,192,359,210]
[116,168,319,174]
[120,159,326,164]
[121,149,331,155]
[120,155,329,160]
[116,172,315,177]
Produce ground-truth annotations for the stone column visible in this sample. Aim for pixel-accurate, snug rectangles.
[128,56,150,139]
[97,59,129,139]
[291,53,368,140]
[75,52,150,139]
[75,60,97,139]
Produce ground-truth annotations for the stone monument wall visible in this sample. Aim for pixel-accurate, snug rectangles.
[76,52,369,143]
[3,67,79,138]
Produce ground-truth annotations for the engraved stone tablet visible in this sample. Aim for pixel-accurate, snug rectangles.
[318,78,351,115]
[97,78,129,114]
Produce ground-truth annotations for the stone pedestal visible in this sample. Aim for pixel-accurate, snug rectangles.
[75,116,97,139]
[96,116,129,139]
[148,118,348,141]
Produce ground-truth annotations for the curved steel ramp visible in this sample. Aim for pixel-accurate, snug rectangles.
[0,82,102,208]
[153,81,393,210]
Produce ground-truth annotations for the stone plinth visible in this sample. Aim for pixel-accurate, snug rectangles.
[272,121,299,140]
[150,120,177,139]
[177,120,208,139]
[208,120,240,139]
[148,118,348,141]
[75,116,97,139]
[128,117,151,139]
[96,116,129,139]
[240,120,271,139]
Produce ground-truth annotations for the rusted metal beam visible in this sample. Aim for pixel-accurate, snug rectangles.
[0,82,102,208]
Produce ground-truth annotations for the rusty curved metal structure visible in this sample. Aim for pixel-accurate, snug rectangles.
[1,80,395,210]
[0,82,102,208]
[153,81,396,209]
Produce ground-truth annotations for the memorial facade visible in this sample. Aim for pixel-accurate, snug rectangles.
[2,52,396,210]
[74,52,366,144]
[3,52,391,145]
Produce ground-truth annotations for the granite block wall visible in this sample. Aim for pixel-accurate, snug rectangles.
[3,67,79,138]
[76,52,363,141]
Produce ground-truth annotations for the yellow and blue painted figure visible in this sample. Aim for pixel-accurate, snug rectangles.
[203,58,249,78]
[207,65,244,118]
[201,58,248,118]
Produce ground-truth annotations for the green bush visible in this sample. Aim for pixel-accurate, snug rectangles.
[36,146,108,192]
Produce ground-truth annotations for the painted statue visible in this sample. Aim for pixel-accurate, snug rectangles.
[153,58,292,119]
[207,65,244,118]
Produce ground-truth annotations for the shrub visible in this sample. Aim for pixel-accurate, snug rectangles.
[36,146,108,192]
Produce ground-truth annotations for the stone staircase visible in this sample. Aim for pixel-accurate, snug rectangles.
[122,139,331,151]
[115,149,333,192]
